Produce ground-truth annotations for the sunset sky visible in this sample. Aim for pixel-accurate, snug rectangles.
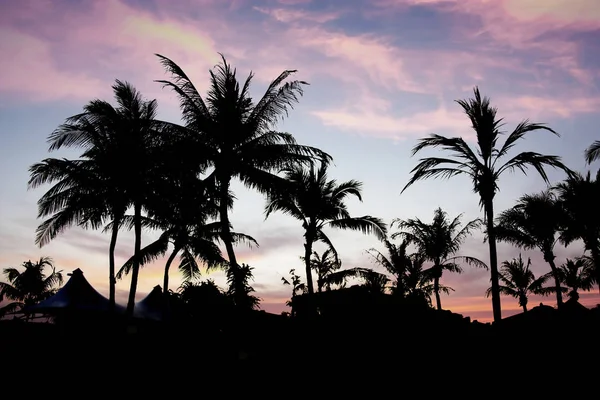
[1,0,599,322]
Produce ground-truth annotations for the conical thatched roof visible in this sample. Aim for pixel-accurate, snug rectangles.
[25,268,125,314]
[133,285,164,321]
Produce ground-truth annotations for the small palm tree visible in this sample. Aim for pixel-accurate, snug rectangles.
[226,263,260,310]
[402,87,571,322]
[554,170,600,291]
[304,249,342,292]
[393,208,486,310]
[557,258,595,302]
[495,190,565,305]
[585,141,600,164]
[264,162,387,295]
[404,254,445,306]
[486,254,553,312]
[156,54,331,305]
[365,238,412,296]
[0,257,63,319]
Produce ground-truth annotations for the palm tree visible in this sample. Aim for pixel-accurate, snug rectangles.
[156,54,331,306]
[365,238,411,296]
[0,257,63,319]
[30,80,168,317]
[585,141,600,164]
[402,87,571,322]
[554,170,600,292]
[404,254,443,306]
[392,208,486,310]
[29,140,126,315]
[557,258,595,302]
[495,190,565,306]
[115,176,254,298]
[305,249,342,292]
[358,269,391,294]
[226,263,260,310]
[264,162,387,295]
[486,254,553,313]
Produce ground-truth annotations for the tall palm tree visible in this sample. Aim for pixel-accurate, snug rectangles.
[29,140,127,314]
[33,80,167,317]
[585,141,600,164]
[554,170,600,292]
[486,254,553,313]
[495,190,565,306]
[156,54,331,305]
[264,162,387,295]
[557,258,595,302]
[392,208,486,310]
[0,257,63,319]
[402,87,571,322]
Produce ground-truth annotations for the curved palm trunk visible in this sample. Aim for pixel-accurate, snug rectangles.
[544,254,563,306]
[218,177,244,306]
[484,200,502,322]
[522,304,528,312]
[108,215,120,314]
[162,246,180,321]
[126,202,143,317]
[163,246,180,296]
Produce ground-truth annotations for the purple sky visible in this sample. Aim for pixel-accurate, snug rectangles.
[1,0,599,321]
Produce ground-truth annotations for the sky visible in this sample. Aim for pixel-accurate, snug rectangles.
[1,0,599,322]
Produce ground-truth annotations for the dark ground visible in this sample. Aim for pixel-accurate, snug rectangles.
[2,308,598,396]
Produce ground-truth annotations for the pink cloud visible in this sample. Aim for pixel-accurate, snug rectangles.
[0,28,108,102]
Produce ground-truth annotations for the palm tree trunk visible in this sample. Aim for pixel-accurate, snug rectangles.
[217,176,243,306]
[485,199,502,322]
[108,215,120,314]
[163,247,180,296]
[433,276,442,310]
[304,234,315,295]
[522,304,528,312]
[545,255,563,306]
[162,246,179,322]
[126,202,143,318]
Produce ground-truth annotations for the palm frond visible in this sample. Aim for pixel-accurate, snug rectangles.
[584,140,600,165]
[326,216,388,241]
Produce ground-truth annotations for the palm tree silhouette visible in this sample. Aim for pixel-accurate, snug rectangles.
[115,175,254,298]
[365,238,411,296]
[392,208,486,310]
[0,257,63,319]
[402,87,571,322]
[226,263,260,310]
[404,254,444,306]
[495,190,565,306]
[486,254,553,313]
[30,80,167,317]
[155,54,331,306]
[305,249,342,292]
[584,141,600,164]
[554,170,600,292]
[557,258,595,302]
[264,162,387,295]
